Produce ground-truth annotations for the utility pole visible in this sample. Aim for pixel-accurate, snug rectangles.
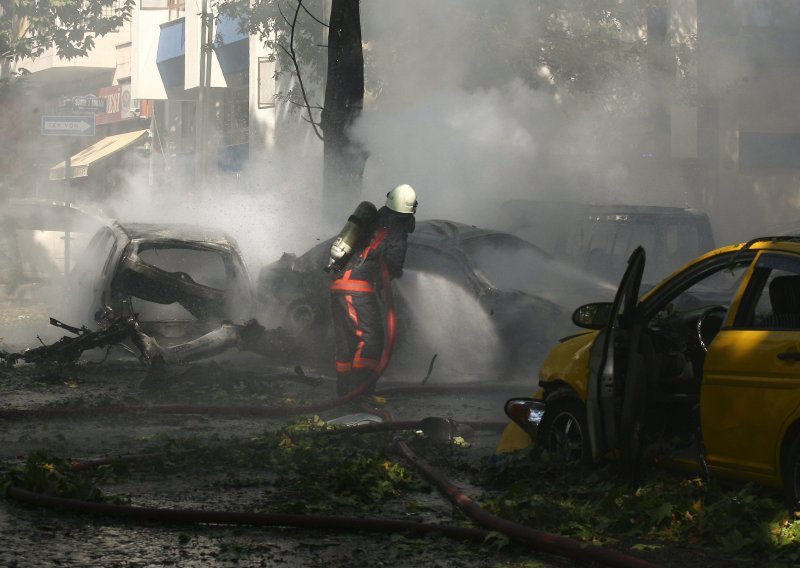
[646,3,671,163]
[321,0,366,219]
[63,141,72,274]
[195,0,214,188]
[41,105,96,276]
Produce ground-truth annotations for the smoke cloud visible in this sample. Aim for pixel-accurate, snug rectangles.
[355,0,699,230]
[1,1,778,367]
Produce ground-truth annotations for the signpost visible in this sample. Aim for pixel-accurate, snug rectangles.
[41,113,97,275]
[41,115,96,137]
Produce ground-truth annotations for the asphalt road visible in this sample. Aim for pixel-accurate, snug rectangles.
[0,337,578,568]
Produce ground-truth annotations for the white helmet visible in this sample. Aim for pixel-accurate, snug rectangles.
[385,184,418,214]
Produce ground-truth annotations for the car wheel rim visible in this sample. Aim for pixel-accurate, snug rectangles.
[546,412,585,462]
[289,304,314,331]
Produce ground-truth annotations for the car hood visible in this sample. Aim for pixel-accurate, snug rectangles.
[539,330,598,399]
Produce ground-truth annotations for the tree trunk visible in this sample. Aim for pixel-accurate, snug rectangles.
[321,0,366,220]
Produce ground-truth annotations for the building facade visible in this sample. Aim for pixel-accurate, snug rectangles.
[5,0,323,204]
[695,0,800,241]
[4,0,800,242]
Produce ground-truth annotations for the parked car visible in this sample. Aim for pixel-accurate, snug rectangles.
[499,235,800,507]
[495,200,716,285]
[0,198,106,302]
[0,199,108,345]
[257,219,615,379]
[67,221,254,346]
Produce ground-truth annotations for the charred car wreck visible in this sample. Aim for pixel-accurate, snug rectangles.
[72,221,254,338]
[258,220,615,379]
[1,221,290,370]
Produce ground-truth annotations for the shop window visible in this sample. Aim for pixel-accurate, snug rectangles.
[101,0,125,17]
[258,57,275,109]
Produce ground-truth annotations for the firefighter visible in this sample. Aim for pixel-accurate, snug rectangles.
[329,184,418,397]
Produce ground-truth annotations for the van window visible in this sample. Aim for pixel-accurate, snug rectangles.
[499,201,714,285]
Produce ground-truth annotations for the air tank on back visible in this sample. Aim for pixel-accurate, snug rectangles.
[328,201,378,271]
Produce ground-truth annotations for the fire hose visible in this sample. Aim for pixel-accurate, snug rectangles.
[396,440,657,568]
[5,485,492,542]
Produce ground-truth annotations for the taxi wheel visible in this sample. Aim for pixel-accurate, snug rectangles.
[537,397,591,463]
[782,432,800,510]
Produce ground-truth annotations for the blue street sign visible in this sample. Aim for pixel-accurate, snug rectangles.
[41,115,96,136]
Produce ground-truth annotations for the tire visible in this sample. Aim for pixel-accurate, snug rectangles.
[284,298,321,336]
[782,432,800,511]
[536,396,591,463]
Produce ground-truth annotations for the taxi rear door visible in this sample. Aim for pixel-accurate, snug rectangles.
[703,251,800,484]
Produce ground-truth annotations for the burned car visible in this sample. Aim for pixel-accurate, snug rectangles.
[1,220,299,370]
[67,221,255,346]
[258,220,615,379]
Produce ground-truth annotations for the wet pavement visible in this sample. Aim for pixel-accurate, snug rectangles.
[0,343,564,568]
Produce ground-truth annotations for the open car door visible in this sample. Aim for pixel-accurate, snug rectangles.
[585,246,645,461]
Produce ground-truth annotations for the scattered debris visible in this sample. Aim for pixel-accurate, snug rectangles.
[0,314,295,372]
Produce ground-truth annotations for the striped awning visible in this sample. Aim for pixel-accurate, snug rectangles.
[49,129,148,181]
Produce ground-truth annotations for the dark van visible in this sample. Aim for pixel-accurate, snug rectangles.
[497,200,715,284]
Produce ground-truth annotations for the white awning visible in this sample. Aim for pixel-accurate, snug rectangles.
[49,129,148,181]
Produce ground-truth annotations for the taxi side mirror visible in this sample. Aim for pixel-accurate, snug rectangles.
[572,302,612,329]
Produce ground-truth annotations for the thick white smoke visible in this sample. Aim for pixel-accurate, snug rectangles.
[0,1,746,368]
[355,80,552,225]
[355,0,699,230]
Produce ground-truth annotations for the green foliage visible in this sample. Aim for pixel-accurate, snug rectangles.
[1,0,134,62]
[261,418,418,513]
[283,450,415,511]
[212,0,695,118]
[480,450,800,563]
[13,414,800,564]
[73,417,420,515]
[536,1,647,94]
[358,0,692,115]
[1,416,422,518]
[1,451,121,502]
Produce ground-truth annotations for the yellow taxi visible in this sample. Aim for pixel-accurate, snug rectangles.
[498,237,800,507]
